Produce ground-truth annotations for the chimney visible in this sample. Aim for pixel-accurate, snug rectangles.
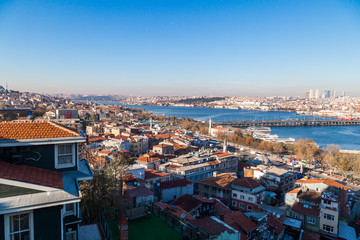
[118,215,128,240]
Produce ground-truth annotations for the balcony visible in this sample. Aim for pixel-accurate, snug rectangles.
[321,204,338,211]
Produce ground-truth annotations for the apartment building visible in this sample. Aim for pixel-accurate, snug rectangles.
[158,151,238,182]
[231,178,265,211]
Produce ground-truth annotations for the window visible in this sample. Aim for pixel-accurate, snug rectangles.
[248,197,253,202]
[65,203,76,216]
[240,195,245,200]
[232,193,237,198]
[307,216,316,224]
[247,205,253,210]
[55,144,76,168]
[323,224,334,233]
[239,203,244,209]
[323,213,335,221]
[66,230,77,240]
[5,211,34,240]
[232,201,237,207]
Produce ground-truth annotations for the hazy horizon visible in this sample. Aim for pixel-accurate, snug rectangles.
[1,0,360,97]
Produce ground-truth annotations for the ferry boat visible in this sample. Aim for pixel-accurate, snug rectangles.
[246,126,271,134]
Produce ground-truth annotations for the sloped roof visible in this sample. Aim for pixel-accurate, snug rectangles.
[0,121,80,140]
[159,178,193,190]
[197,174,237,189]
[171,194,202,212]
[266,214,285,236]
[0,161,63,189]
[222,211,258,233]
[296,178,349,190]
[291,202,320,217]
[144,169,171,180]
[232,177,261,189]
[189,217,235,236]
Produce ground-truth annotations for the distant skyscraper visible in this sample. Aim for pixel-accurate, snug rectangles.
[324,90,331,98]
[309,89,314,99]
[305,91,310,99]
[332,90,336,98]
[341,91,345,97]
[315,89,320,99]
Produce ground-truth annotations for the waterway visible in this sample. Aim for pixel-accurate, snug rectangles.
[99,102,360,150]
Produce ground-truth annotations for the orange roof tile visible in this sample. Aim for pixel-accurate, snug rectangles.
[0,121,80,140]
[212,152,233,157]
[144,169,171,180]
[287,188,301,194]
[0,161,63,189]
[296,178,349,190]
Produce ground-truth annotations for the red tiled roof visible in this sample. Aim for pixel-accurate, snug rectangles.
[0,161,63,189]
[212,152,233,158]
[287,188,301,194]
[296,178,349,190]
[189,217,235,236]
[222,211,258,233]
[0,121,80,140]
[160,178,193,189]
[291,202,320,217]
[197,174,237,189]
[232,177,261,189]
[144,169,171,180]
[154,134,175,140]
[171,194,202,212]
[214,199,232,216]
[300,231,320,240]
[266,214,285,236]
[153,144,172,148]
[212,127,226,130]
[136,156,160,163]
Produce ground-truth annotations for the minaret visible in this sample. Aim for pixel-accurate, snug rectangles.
[150,117,153,129]
[223,135,227,152]
[208,118,212,136]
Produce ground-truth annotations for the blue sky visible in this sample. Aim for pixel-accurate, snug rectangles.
[0,0,360,96]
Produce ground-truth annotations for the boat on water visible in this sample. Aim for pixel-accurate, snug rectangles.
[245,126,271,133]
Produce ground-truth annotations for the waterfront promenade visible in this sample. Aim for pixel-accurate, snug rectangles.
[220,119,360,127]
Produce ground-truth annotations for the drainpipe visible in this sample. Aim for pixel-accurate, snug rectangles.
[299,229,304,240]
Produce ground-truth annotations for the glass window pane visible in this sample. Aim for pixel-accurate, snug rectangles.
[20,214,29,230]
[10,215,19,232]
[10,233,20,240]
[20,231,30,240]
[66,232,75,240]
[66,204,74,212]
[59,144,73,154]
[59,155,73,164]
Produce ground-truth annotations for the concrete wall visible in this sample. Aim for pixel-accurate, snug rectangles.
[162,184,194,202]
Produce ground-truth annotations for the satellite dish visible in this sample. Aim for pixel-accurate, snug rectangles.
[157,182,160,187]
[134,181,138,186]
[276,214,280,219]
[273,211,276,215]
[181,213,186,219]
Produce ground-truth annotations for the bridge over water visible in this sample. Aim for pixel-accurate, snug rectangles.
[219,119,360,128]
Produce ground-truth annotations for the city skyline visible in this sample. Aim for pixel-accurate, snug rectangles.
[1,0,360,96]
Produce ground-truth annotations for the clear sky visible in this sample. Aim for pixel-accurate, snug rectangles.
[1,0,360,97]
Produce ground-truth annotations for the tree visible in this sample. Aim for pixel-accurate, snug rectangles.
[322,144,340,173]
[293,138,318,164]
[107,153,134,202]
[337,154,353,178]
